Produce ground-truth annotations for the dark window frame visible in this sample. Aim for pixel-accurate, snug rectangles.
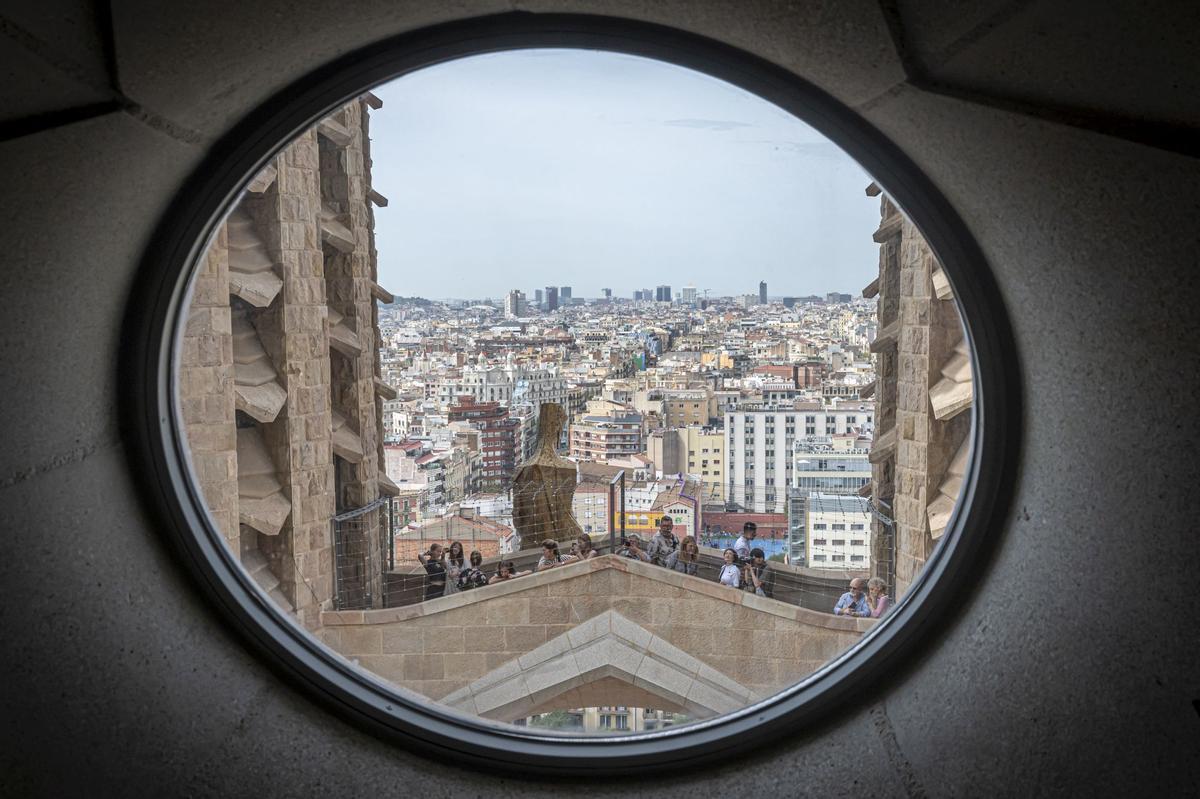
[121,11,1021,780]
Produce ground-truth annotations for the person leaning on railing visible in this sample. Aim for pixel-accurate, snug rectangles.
[536,539,567,571]
[417,543,447,601]
[664,535,699,576]
[645,516,680,567]
[457,550,489,591]
[488,560,531,584]
[833,577,871,617]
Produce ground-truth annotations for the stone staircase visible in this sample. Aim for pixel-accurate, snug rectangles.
[241,549,295,614]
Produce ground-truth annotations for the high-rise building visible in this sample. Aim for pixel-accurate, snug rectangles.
[759,281,768,304]
[681,286,697,306]
[602,288,612,299]
[826,291,852,303]
[560,286,572,303]
[655,285,672,303]
[534,288,543,309]
[544,286,559,311]
[504,289,526,318]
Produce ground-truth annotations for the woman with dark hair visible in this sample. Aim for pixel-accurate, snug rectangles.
[664,535,700,576]
[536,539,565,571]
[443,540,465,595]
[717,547,741,588]
[489,560,531,585]
[417,542,447,601]
[458,550,489,591]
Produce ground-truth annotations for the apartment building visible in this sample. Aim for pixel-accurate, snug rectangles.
[805,493,873,570]
[725,401,874,513]
[569,410,644,463]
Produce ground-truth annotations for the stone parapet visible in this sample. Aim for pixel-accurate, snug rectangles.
[321,555,871,708]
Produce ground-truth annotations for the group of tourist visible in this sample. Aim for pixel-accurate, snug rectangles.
[711,521,769,595]
[416,518,893,618]
[416,542,531,601]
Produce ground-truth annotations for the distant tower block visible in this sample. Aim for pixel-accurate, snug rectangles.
[512,403,582,548]
[759,281,767,305]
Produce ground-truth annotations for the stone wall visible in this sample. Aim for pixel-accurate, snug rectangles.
[319,555,870,710]
[179,227,238,548]
[180,98,391,628]
[868,188,972,599]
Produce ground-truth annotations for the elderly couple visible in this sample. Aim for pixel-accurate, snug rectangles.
[833,577,892,619]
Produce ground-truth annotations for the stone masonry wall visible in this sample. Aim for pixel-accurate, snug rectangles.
[181,99,387,628]
[179,227,239,549]
[870,193,971,599]
[319,556,869,704]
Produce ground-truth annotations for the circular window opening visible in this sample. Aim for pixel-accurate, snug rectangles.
[129,15,1017,775]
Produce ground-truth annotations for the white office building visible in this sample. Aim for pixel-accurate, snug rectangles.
[725,402,874,513]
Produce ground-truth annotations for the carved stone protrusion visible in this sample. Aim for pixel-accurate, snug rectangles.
[512,403,582,548]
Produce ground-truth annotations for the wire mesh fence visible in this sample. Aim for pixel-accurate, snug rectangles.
[332,496,392,611]
[380,473,920,619]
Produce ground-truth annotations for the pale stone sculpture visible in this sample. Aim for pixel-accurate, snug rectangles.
[512,403,582,548]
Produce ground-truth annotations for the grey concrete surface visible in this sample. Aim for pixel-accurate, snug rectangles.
[1,1,1197,796]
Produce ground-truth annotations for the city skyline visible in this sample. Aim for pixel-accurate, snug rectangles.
[369,49,881,299]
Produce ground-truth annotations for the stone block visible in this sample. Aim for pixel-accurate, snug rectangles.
[752,629,796,660]
[472,673,532,718]
[610,598,654,627]
[566,611,612,648]
[353,654,404,683]
[517,629,573,671]
[605,639,648,679]
[462,627,507,652]
[504,625,547,653]
[337,626,381,655]
[567,595,611,623]
[424,623,465,652]
[381,626,422,655]
[571,639,613,678]
[609,611,653,649]
[527,597,570,624]
[401,653,444,681]
[633,655,695,703]
[442,652,488,682]
[484,597,530,626]
[523,653,584,700]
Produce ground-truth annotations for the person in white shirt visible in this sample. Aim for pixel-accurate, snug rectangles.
[718,548,741,588]
[733,521,757,562]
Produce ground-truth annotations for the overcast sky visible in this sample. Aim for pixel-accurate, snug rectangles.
[368,49,880,301]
